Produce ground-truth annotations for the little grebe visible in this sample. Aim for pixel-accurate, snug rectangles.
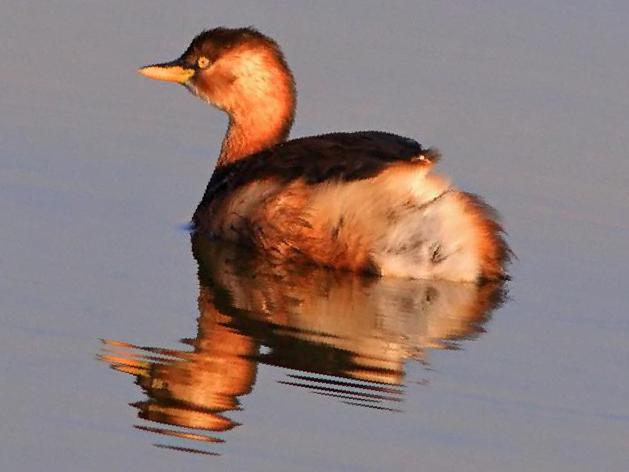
[138,27,510,282]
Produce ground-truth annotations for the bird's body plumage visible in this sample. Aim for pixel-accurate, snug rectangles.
[139,27,510,282]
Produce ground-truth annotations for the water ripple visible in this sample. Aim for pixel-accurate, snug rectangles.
[98,233,506,455]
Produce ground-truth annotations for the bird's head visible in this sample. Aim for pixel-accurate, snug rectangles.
[138,27,295,121]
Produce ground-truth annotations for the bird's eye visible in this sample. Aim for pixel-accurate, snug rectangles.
[197,56,210,69]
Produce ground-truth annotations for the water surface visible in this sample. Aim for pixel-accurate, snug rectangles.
[1,1,628,471]
[99,235,506,455]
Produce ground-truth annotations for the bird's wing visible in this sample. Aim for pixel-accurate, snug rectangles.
[200,131,439,204]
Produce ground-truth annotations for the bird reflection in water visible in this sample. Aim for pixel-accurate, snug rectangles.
[99,233,506,455]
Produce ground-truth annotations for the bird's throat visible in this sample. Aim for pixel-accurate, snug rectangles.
[218,117,285,166]
[217,90,295,166]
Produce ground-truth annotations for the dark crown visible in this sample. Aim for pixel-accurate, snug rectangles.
[182,27,283,64]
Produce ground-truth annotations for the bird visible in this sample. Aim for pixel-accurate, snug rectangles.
[138,27,510,282]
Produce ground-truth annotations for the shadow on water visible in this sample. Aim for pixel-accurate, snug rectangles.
[98,233,507,455]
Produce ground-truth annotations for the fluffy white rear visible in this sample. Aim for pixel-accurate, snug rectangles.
[374,190,482,281]
[307,164,500,281]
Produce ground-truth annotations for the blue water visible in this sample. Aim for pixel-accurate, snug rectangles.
[1,2,628,470]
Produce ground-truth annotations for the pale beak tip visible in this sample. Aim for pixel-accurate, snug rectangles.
[137,66,151,78]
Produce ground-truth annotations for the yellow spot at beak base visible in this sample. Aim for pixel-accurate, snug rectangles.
[137,64,195,84]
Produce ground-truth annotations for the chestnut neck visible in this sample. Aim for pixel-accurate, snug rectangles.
[218,110,292,166]
[216,81,295,167]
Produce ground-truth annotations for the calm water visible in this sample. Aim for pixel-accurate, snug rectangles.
[2,1,628,471]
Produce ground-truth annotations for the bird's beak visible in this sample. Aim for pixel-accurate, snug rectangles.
[137,60,195,84]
